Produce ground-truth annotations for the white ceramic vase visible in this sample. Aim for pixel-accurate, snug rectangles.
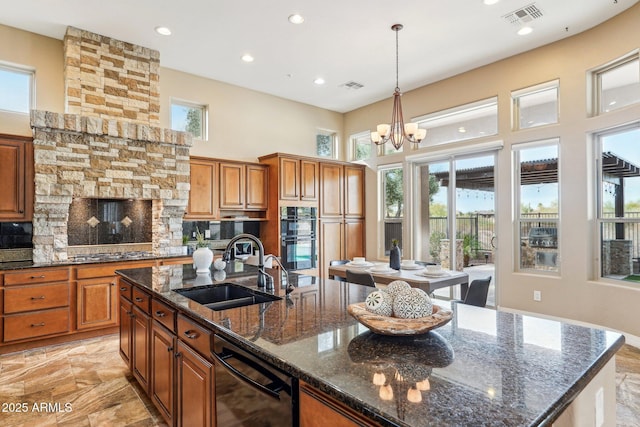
[193,247,213,274]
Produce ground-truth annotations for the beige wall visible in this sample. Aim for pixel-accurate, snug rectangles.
[0,24,343,162]
[345,3,640,339]
[0,24,64,136]
[159,68,343,162]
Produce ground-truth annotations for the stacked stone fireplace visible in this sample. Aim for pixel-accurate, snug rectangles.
[29,27,192,263]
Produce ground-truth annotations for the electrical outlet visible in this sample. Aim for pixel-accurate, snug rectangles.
[533,290,541,301]
[205,230,211,238]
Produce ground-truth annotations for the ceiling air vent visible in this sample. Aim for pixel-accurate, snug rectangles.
[503,3,544,26]
[340,81,364,90]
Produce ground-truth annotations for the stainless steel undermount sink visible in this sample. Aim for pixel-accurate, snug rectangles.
[174,283,281,311]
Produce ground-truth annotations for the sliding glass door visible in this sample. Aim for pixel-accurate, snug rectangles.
[414,153,497,305]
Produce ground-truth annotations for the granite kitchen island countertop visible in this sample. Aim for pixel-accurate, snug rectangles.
[117,264,625,427]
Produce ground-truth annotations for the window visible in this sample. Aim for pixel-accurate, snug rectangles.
[0,63,34,114]
[413,97,498,148]
[512,80,559,130]
[592,53,640,115]
[381,166,403,255]
[350,132,372,161]
[316,131,336,158]
[596,125,640,282]
[170,100,207,140]
[513,140,559,273]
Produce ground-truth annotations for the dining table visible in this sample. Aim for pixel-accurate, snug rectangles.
[328,261,470,297]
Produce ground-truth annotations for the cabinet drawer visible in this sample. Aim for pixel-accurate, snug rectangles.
[177,314,212,359]
[4,308,70,342]
[4,282,70,314]
[4,268,70,286]
[132,287,151,314]
[152,299,176,332]
[119,280,133,301]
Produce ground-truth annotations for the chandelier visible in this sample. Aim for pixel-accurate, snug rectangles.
[371,24,426,150]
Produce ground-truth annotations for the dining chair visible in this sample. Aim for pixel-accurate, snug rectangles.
[415,261,437,266]
[454,276,491,307]
[345,269,376,287]
[329,259,349,281]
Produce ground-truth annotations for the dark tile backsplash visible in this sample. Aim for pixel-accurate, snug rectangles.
[68,198,152,246]
[0,222,33,249]
[183,221,260,242]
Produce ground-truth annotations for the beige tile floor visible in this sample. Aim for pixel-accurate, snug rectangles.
[0,334,638,426]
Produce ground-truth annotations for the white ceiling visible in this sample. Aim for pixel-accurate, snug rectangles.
[1,0,638,113]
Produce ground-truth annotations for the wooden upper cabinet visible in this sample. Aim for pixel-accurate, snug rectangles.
[219,162,245,209]
[279,157,300,200]
[0,135,33,221]
[277,156,317,202]
[245,164,268,210]
[319,162,343,217]
[344,165,365,218]
[185,159,217,219]
[300,160,318,201]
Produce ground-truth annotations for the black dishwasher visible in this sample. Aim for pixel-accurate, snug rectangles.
[212,335,298,426]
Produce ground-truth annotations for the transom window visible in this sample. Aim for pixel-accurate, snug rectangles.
[413,97,498,148]
[171,100,207,140]
[349,131,372,161]
[0,63,34,114]
[513,140,560,273]
[317,131,337,158]
[512,80,559,130]
[592,53,640,115]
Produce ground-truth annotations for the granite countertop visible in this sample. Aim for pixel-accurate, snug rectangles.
[116,264,625,427]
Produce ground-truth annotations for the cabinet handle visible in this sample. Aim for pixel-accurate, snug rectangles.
[183,330,198,339]
[167,346,173,352]
[155,310,166,317]
[19,210,24,213]
[30,275,46,279]
[120,287,127,291]
[31,322,45,327]
[135,297,144,302]
[31,296,46,300]
[175,352,182,358]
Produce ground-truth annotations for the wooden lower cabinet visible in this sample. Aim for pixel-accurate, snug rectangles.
[176,339,214,427]
[151,320,176,425]
[132,304,151,394]
[300,381,378,427]
[77,277,118,330]
[119,296,133,365]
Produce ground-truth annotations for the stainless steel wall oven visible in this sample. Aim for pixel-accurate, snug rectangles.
[280,207,317,271]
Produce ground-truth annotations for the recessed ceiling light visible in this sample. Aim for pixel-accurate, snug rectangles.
[518,26,533,36]
[241,54,254,63]
[483,0,500,5]
[458,126,467,133]
[154,26,172,36]
[313,77,325,85]
[288,14,305,24]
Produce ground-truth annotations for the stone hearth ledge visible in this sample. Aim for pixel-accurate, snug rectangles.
[30,110,193,264]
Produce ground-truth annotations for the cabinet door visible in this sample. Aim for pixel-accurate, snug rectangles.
[344,166,365,218]
[0,136,32,220]
[186,159,217,219]
[119,296,133,366]
[245,164,268,210]
[344,219,365,261]
[176,340,214,427]
[76,277,118,330]
[300,160,318,201]
[300,381,377,427]
[132,305,151,394]
[151,321,176,426]
[219,162,245,209]
[319,219,344,278]
[319,163,343,217]
[279,157,299,200]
